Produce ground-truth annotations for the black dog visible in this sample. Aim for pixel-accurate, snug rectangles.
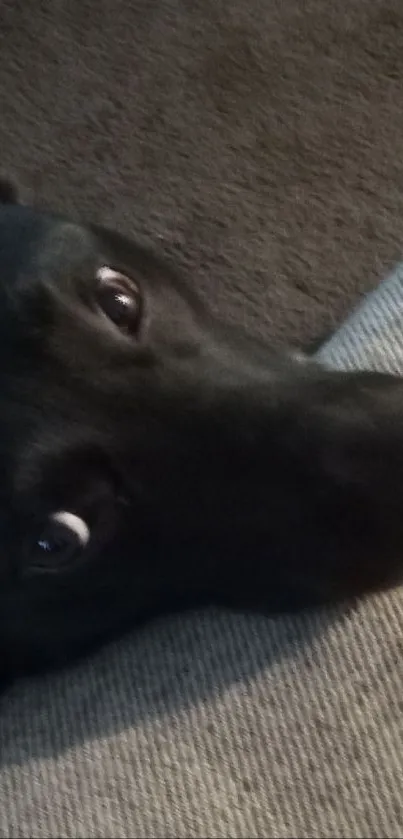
[1,178,403,684]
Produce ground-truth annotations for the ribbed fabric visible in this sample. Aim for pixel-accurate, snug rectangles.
[317,261,403,374]
[2,269,403,838]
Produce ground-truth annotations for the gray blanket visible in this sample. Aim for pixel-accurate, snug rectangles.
[1,266,403,837]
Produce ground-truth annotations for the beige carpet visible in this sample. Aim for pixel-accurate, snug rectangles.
[1,0,403,347]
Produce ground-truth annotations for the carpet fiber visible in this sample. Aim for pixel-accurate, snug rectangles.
[1,0,403,346]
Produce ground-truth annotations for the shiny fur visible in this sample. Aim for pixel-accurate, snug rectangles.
[1,181,403,684]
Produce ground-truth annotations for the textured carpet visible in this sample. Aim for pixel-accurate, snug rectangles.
[1,0,403,348]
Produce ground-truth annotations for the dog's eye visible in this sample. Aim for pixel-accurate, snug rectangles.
[30,512,90,572]
[96,266,141,334]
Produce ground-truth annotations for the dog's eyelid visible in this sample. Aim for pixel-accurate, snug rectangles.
[97,266,123,283]
[96,265,139,291]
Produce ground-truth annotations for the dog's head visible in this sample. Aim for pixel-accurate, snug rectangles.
[0,177,305,678]
[2,178,403,681]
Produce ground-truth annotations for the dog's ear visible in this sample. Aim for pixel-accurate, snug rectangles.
[0,175,21,205]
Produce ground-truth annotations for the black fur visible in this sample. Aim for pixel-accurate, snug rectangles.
[1,179,403,683]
